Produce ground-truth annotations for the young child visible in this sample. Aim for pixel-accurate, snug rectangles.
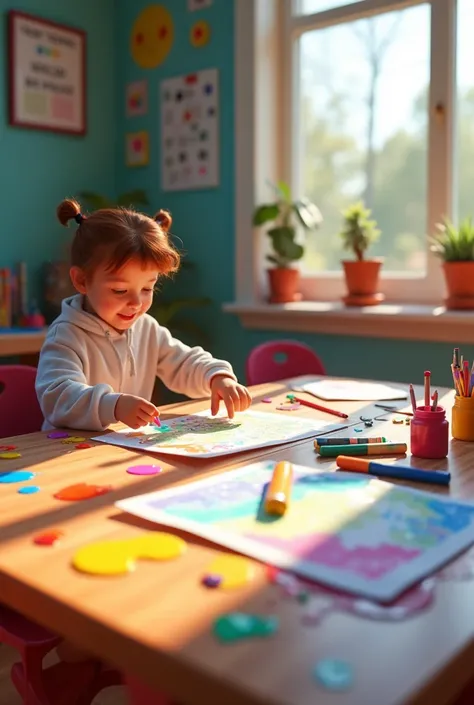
[36,198,252,431]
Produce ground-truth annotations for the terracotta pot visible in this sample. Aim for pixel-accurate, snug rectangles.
[342,259,385,306]
[267,267,302,304]
[443,261,474,310]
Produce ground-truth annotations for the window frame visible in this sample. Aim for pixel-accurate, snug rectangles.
[234,0,458,306]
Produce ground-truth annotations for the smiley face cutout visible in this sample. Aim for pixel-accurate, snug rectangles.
[130,5,174,69]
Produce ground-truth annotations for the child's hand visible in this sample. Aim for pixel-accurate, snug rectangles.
[210,376,252,419]
[115,394,159,429]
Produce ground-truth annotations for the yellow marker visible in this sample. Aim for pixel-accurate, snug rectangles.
[264,461,293,516]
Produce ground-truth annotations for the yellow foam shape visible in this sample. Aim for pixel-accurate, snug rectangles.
[0,452,21,459]
[206,554,256,589]
[72,532,187,576]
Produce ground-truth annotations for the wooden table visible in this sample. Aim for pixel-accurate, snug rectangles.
[0,328,46,364]
[0,377,473,705]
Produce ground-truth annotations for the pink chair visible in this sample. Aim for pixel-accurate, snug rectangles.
[245,340,326,385]
[0,367,121,703]
[0,365,44,437]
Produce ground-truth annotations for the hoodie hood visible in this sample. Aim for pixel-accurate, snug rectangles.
[51,294,125,338]
[52,294,136,377]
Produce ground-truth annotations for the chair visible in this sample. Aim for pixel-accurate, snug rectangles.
[0,365,44,438]
[245,340,326,385]
[0,367,121,703]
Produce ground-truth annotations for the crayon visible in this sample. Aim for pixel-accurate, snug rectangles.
[153,415,161,427]
[264,460,293,516]
[318,442,407,457]
[336,455,450,486]
[314,436,386,448]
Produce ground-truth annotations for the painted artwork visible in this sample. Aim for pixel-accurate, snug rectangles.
[190,21,211,47]
[117,460,474,602]
[126,80,148,117]
[93,409,344,459]
[125,130,149,167]
[161,68,219,191]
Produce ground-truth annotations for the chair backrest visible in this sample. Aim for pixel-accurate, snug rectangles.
[245,340,326,385]
[0,365,43,438]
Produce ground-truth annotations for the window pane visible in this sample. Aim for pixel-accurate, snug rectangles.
[298,0,363,15]
[298,5,430,273]
[456,0,474,223]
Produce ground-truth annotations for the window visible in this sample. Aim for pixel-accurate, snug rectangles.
[456,0,474,223]
[235,0,460,305]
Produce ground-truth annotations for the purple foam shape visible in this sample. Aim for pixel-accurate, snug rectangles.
[126,465,162,476]
[202,573,222,588]
[47,431,69,439]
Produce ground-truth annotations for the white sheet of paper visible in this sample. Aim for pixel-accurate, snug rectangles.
[92,409,346,459]
[296,379,408,401]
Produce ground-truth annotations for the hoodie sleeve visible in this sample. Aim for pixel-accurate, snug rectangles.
[154,323,237,398]
[36,326,120,431]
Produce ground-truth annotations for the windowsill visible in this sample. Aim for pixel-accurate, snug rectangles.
[223,301,474,343]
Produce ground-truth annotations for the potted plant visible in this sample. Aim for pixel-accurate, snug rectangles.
[252,181,322,303]
[430,217,474,310]
[339,201,383,306]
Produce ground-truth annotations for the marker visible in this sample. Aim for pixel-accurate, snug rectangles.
[318,442,407,457]
[264,461,293,516]
[153,415,161,427]
[336,455,450,486]
[314,436,386,448]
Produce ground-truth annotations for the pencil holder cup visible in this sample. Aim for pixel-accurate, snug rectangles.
[452,396,474,441]
[410,406,449,459]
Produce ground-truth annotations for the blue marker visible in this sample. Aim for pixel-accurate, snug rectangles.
[336,455,450,486]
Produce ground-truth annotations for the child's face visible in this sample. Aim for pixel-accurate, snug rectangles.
[71,259,158,332]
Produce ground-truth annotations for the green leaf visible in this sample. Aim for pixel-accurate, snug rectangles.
[267,226,304,261]
[276,181,292,202]
[116,189,149,207]
[430,217,474,261]
[253,204,279,226]
[266,254,288,267]
[293,198,323,229]
[79,191,112,210]
[339,201,380,260]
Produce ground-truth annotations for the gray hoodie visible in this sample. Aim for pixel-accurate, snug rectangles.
[36,295,236,431]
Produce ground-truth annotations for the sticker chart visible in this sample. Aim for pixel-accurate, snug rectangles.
[296,379,408,402]
[161,68,219,191]
[117,460,474,602]
[93,409,344,459]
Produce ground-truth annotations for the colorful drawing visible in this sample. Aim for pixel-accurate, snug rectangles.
[190,20,211,47]
[126,80,148,117]
[116,460,474,602]
[93,409,343,459]
[130,5,174,69]
[160,68,219,191]
[126,130,149,167]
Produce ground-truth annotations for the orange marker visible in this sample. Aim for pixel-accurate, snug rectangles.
[265,461,293,516]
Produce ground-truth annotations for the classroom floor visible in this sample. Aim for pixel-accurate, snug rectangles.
[0,645,127,705]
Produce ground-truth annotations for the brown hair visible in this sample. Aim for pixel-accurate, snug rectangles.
[56,198,180,277]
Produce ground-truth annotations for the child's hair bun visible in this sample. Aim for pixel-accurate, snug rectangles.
[154,209,172,232]
[57,198,82,227]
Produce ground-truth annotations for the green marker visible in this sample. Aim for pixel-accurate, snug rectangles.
[317,442,407,457]
[314,436,386,448]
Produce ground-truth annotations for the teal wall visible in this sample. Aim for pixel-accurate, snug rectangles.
[115,0,459,389]
[0,0,116,303]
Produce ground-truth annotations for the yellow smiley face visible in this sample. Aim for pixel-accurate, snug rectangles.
[130,5,174,69]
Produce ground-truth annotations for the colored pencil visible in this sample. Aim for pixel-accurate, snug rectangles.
[291,395,349,419]
[409,384,416,414]
[424,371,431,408]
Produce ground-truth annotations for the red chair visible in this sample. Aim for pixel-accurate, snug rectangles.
[0,365,43,438]
[0,367,121,703]
[246,340,326,385]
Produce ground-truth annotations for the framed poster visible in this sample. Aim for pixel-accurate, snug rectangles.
[8,11,86,135]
